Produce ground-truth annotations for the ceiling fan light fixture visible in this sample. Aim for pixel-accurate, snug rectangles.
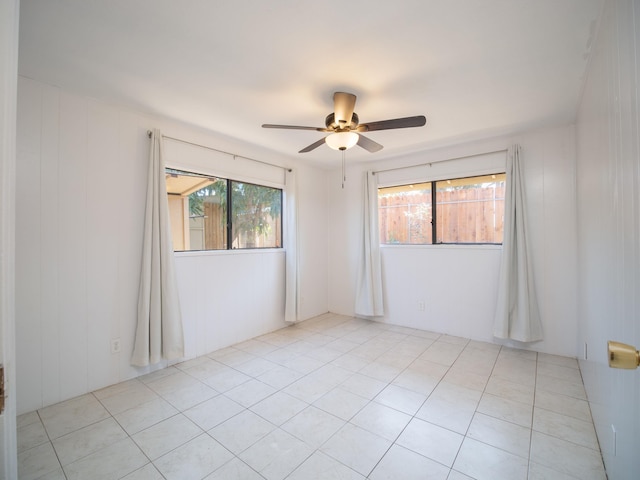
[325,131,359,151]
[263,91,425,154]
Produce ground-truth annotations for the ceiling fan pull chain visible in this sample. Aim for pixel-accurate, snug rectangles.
[342,150,346,189]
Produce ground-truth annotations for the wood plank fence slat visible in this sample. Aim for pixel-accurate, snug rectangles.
[379,184,504,244]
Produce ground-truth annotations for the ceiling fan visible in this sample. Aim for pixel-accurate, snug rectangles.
[262,92,426,153]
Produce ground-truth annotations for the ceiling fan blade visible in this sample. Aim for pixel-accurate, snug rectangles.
[357,134,384,153]
[357,115,426,132]
[262,124,328,132]
[333,92,357,127]
[299,137,327,153]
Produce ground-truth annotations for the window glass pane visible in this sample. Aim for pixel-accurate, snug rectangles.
[166,169,227,251]
[435,173,505,244]
[231,181,282,249]
[378,182,432,244]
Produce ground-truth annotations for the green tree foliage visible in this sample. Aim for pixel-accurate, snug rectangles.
[188,179,227,217]
[231,182,281,247]
[187,179,281,247]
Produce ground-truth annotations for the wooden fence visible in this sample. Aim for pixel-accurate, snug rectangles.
[203,202,282,249]
[379,185,505,244]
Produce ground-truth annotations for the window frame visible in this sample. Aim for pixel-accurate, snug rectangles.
[378,172,506,246]
[166,167,283,252]
[228,179,283,250]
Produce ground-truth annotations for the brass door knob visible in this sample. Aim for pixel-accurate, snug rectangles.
[608,341,640,369]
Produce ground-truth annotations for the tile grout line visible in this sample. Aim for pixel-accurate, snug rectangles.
[19,316,604,480]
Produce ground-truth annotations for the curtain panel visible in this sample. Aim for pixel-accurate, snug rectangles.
[493,145,543,342]
[284,168,300,323]
[131,129,185,366]
[355,170,385,317]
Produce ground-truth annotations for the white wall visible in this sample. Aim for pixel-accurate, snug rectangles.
[576,1,640,478]
[328,124,578,356]
[175,251,286,358]
[15,77,329,414]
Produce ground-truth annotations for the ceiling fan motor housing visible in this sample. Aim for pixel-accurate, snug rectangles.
[325,112,359,131]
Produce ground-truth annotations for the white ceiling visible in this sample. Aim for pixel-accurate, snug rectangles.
[18,0,603,168]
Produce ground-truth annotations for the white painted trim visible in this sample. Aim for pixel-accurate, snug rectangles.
[0,0,19,478]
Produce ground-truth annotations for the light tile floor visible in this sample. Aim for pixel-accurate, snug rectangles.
[18,314,607,480]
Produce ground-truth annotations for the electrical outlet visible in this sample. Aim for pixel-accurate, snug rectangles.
[417,300,425,311]
[110,338,121,354]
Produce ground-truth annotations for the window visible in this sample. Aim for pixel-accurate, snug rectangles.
[379,182,433,244]
[230,181,282,249]
[378,173,505,245]
[166,169,282,251]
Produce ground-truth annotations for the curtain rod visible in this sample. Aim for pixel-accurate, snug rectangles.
[147,130,292,173]
[372,148,508,175]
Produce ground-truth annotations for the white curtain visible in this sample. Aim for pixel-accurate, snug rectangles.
[131,129,184,366]
[284,168,300,323]
[355,171,384,317]
[493,145,543,342]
